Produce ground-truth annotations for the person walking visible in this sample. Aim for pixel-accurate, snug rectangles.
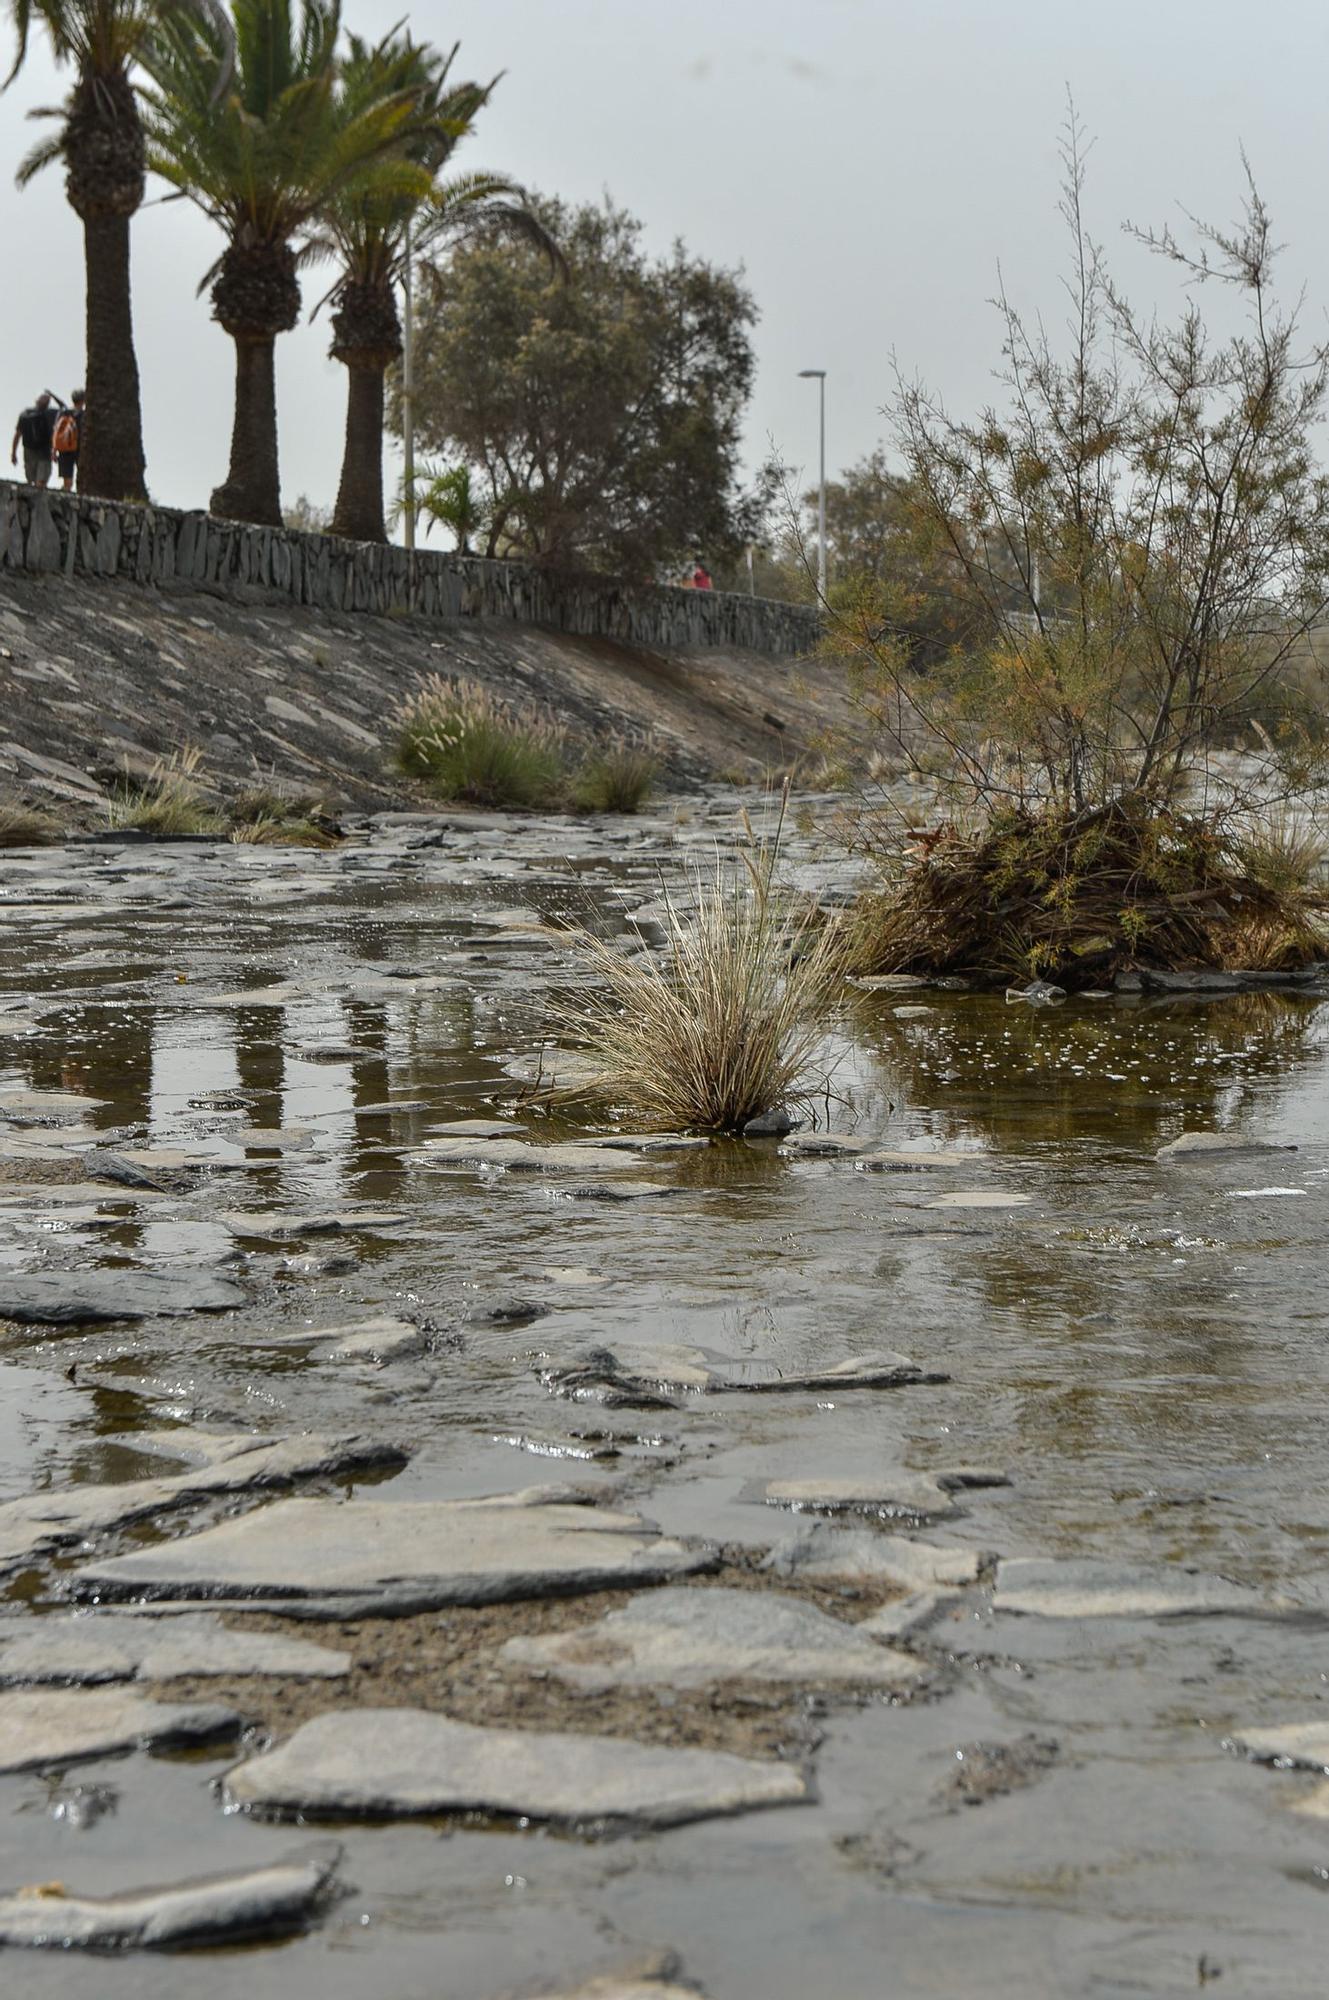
[692,559,713,590]
[52,392,85,493]
[10,392,62,488]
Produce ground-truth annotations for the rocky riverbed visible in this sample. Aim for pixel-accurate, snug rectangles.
[1,793,1329,1996]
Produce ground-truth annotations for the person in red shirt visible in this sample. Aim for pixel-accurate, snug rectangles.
[692,560,713,590]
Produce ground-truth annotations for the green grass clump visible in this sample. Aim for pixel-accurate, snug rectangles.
[106,748,225,837]
[1232,808,1328,895]
[571,742,658,815]
[552,790,846,1131]
[230,813,339,848]
[396,676,568,809]
[0,800,59,847]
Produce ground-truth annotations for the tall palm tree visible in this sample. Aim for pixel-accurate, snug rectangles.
[141,0,420,526]
[308,37,558,546]
[7,0,230,500]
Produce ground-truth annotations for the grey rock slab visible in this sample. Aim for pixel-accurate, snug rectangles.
[777,1133,877,1159]
[1156,1130,1298,1160]
[422,1137,643,1174]
[0,1612,349,1686]
[760,1522,986,1588]
[858,1590,962,1643]
[428,1118,529,1138]
[763,1475,961,1522]
[217,1209,409,1240]
[0,1688,242,1773]
[994,1557,1286,1618]
[742,1108,796,1137]
[223,1707,807,1828]
[0,1845,340,1949]
[925,1190,1031,1210]
[0,1089,109,1120]
[854,1149,974,1172]
[542,1345,947,1405]
[0,1431,406,1577]
[314,1317,426,1364]
[519,1966,697,2000]
[498,1586,926,1692]
[76,1491,711,1611]
[0,1270,245,1325]
[563,1182,682,1204]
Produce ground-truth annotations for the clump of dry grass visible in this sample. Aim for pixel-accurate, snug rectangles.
[229,813,338,848]
[0,799,59,847]
[1232,807,1328,895]
[552,792,847,1130]
[106,747,224,837]
[396,675,568,809]
[848,794,1328,986]
[571,740,658,815]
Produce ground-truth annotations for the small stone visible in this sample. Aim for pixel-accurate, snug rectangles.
[944,1734,1060,1806]
[1228,1722,1329,1770]
[994,1557,1283,1619]
[761,1522,986,1588]
[477,1297,550,1326]
[1004,981,1066,1006]
[763,1476,961,1523]
[223,1708,807,1827]
[742,1108,796,1137]
[0,1845,340,1950]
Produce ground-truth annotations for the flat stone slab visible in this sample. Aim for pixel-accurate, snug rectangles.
[0,1845,340,1949]
[499,1586,926,1692]
[0,1431,406,1577]
[422,1137,641,1173]
[762,1468,1005,1524]
[0,1613,349,1686]
[524,1969,698,2000]
[223,1707,808,1828]
[542,1345,947,1406]
[0,1269,245,1324]
[994,1557,1283,1619]
[218,1210,409,1240]
[1228,1722,1329,1769]
[761,1522,985,1589]
[1156,1130,1297,1160]
[854,1149,974,1172]
[925,1190,1031,1210]
[316,1317,425,1364]
[77,1491,711,1613]
[0,1688,242,1773]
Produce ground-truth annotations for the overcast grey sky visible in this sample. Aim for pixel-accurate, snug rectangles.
[1,0,1324,524]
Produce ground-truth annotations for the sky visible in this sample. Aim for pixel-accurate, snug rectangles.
[1,0,1326,523]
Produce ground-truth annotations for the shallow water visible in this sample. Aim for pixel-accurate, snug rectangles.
[2,797,1329,1996]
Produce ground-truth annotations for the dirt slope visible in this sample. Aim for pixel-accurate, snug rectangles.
[0,568,849,821]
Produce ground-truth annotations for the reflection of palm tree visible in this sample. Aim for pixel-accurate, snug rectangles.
[854,989,1323,1152]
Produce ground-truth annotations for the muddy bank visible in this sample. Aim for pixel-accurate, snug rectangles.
[0,567,848,823]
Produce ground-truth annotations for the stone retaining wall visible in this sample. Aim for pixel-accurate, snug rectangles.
[0,482,820,660]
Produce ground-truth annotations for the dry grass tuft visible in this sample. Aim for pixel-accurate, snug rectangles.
[552,792,846,1130]
[0,800,59,847]
[571,740,658,815]
[848,794,1328,986]
[106,747,224,837]
[396,676,568,810]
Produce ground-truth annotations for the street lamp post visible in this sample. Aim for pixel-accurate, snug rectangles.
[798,368,827,600]
[401,215,416,552]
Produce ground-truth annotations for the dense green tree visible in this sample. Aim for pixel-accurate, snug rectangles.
[141,0,421,526]
[399,195,758,574]
[8,0,231,500]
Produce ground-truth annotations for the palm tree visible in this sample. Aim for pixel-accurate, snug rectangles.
[394,459,489,553]
[7,0,231,501]
[310,36,558,546]
[141,0,420,526]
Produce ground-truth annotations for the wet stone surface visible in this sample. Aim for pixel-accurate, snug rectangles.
[2,795,1329,1996]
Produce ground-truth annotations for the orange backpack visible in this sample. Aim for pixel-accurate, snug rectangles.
[52,413,79,455]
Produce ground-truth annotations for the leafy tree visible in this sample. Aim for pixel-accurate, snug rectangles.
[7,0,231,500]
[141,0,421,526]
[395,459,488,551]
[308,33,554,546]
[399,196,758,574]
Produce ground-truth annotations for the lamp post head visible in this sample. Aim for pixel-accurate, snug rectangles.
[797,368,826,379]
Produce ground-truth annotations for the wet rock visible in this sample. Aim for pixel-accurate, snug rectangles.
[47,1780,118,1829]
[429,1118,529,1138]
[542,1345,947,1406]
[944,1733,1060,1805]
[218,1209,409,1240]
[517,1955,699,2000]
[477,1297,551,1327]
[854,1148,973,1172]
[0,1089,109,1120]
[761,1522,986,1588]
[925,1190,1031,1210]
[76,1490,712,1613]
[777,1133,876,1159]
[1005,981,1066,1006]
[763,1475,964,1523]
[499,1586,927,1692]
[742,1108,796,1137]
[858,1590,961,1642]
[0,1430,407,1577]
[223,1708,807,1828]
[315,1317,425,1363]
[891,1005,935,1019]
[851,974,932,991]
[0,1688,242,1773]
[564,1181,682,1203]
[0,1844,340,1949]
[0,1269,245,1324]
[0,1612,350,1686]
[994,1557,1284,1618]
[1156,1130,1297,1160]
[594,1133,712,1154]
[423,1137,639,1173]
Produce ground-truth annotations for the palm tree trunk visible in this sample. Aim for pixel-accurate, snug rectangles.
[211,335,282,527]
[330,361,387,544]
[80,211,147,503]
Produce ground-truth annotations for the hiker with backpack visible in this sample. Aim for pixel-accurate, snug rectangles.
[10,391,62,488]
[52,393,84,492]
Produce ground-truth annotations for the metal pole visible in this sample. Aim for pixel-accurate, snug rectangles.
[746,544,754,596]
[817,372,827,601]
[402,215,415,552]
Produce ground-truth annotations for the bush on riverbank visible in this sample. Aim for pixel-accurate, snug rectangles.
[553,795,845,1129]
[396,676,656,814]
[848,795,1329,987]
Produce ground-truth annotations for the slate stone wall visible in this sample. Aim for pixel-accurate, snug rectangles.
[0,482,820,660]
